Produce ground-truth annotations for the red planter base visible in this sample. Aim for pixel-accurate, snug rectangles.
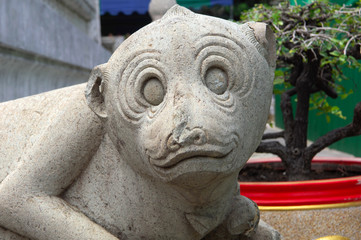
[239,157,361,210]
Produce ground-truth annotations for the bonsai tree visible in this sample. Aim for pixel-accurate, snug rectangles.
[240,0,361,180]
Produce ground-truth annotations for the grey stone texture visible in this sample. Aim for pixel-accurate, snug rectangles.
[0,0,110,102]
[0,6,279,240]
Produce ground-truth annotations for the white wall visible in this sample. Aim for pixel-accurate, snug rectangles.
[0,0,111,102]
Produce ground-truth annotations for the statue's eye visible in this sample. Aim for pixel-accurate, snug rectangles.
[204,67,228,95]
[142,78,165,106]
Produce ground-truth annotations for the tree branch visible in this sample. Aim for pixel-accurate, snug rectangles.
[256,141,287,160]
[281,88,297,146]
[262,131,285,140]
[316,77,338,99]
[307,26,351,35]
[305,102,361,159]
[344,34,361,56]
[278,55,297,64]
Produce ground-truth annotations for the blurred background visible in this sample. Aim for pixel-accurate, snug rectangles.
[100,0,278,51]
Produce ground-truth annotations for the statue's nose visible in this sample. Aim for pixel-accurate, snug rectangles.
[167,127,207,152]
[166,81,207,151]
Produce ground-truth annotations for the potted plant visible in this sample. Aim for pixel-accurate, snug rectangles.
[237,1,361,239]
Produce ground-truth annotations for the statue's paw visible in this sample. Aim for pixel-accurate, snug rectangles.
[226,195,259,237]
[202,195,260,240]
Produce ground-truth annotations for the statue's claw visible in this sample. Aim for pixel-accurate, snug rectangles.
[240,220,281,240]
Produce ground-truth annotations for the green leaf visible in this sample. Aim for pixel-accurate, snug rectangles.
[274,69,284,77]
[326,44,333,51]
[321,60,333,67]
[330,51,341,57]
[273,89,284,95]
[273,77,284,85]
[326,115,331,123]
[340,89,353,100]
[339,55,347,64]
[289,49,297,54]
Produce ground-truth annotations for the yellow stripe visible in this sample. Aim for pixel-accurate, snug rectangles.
[314,235,350,240]
[259,201,361,211]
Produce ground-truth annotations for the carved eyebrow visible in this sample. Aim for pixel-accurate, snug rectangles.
[123,49,161,70]
[104,49,161,85]
[194,34,246,59]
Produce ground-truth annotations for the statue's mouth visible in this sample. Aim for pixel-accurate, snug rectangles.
[149,144,235,169]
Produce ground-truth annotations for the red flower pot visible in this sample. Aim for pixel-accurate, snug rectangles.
[239,157,361,240]
[239,157,361,209]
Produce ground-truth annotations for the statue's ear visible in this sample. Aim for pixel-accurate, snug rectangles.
[85,64,108,119]
[247,22,277,69]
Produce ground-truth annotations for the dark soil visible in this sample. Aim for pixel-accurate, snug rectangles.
[238,162,361,182]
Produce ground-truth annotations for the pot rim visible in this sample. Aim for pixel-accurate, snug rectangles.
[239,157,361,210]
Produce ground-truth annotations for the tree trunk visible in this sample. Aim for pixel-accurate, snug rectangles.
[256,49,361,181]
[282,50,320,180]
[285,155,313,180]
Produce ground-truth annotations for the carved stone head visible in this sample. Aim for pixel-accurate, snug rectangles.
[86,5,276,188]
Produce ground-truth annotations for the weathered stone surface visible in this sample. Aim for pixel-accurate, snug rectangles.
[0,6,278,240]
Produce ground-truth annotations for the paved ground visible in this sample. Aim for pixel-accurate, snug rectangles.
[250,125,354,159]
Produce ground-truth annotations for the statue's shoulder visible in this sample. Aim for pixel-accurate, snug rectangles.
[0,83,96,182]
[0,83,88,116]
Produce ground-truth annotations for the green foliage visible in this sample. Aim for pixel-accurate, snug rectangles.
[240,0,361,121]
[310,92,347,122]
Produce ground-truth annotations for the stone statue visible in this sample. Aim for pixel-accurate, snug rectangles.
[0,5,279,240]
